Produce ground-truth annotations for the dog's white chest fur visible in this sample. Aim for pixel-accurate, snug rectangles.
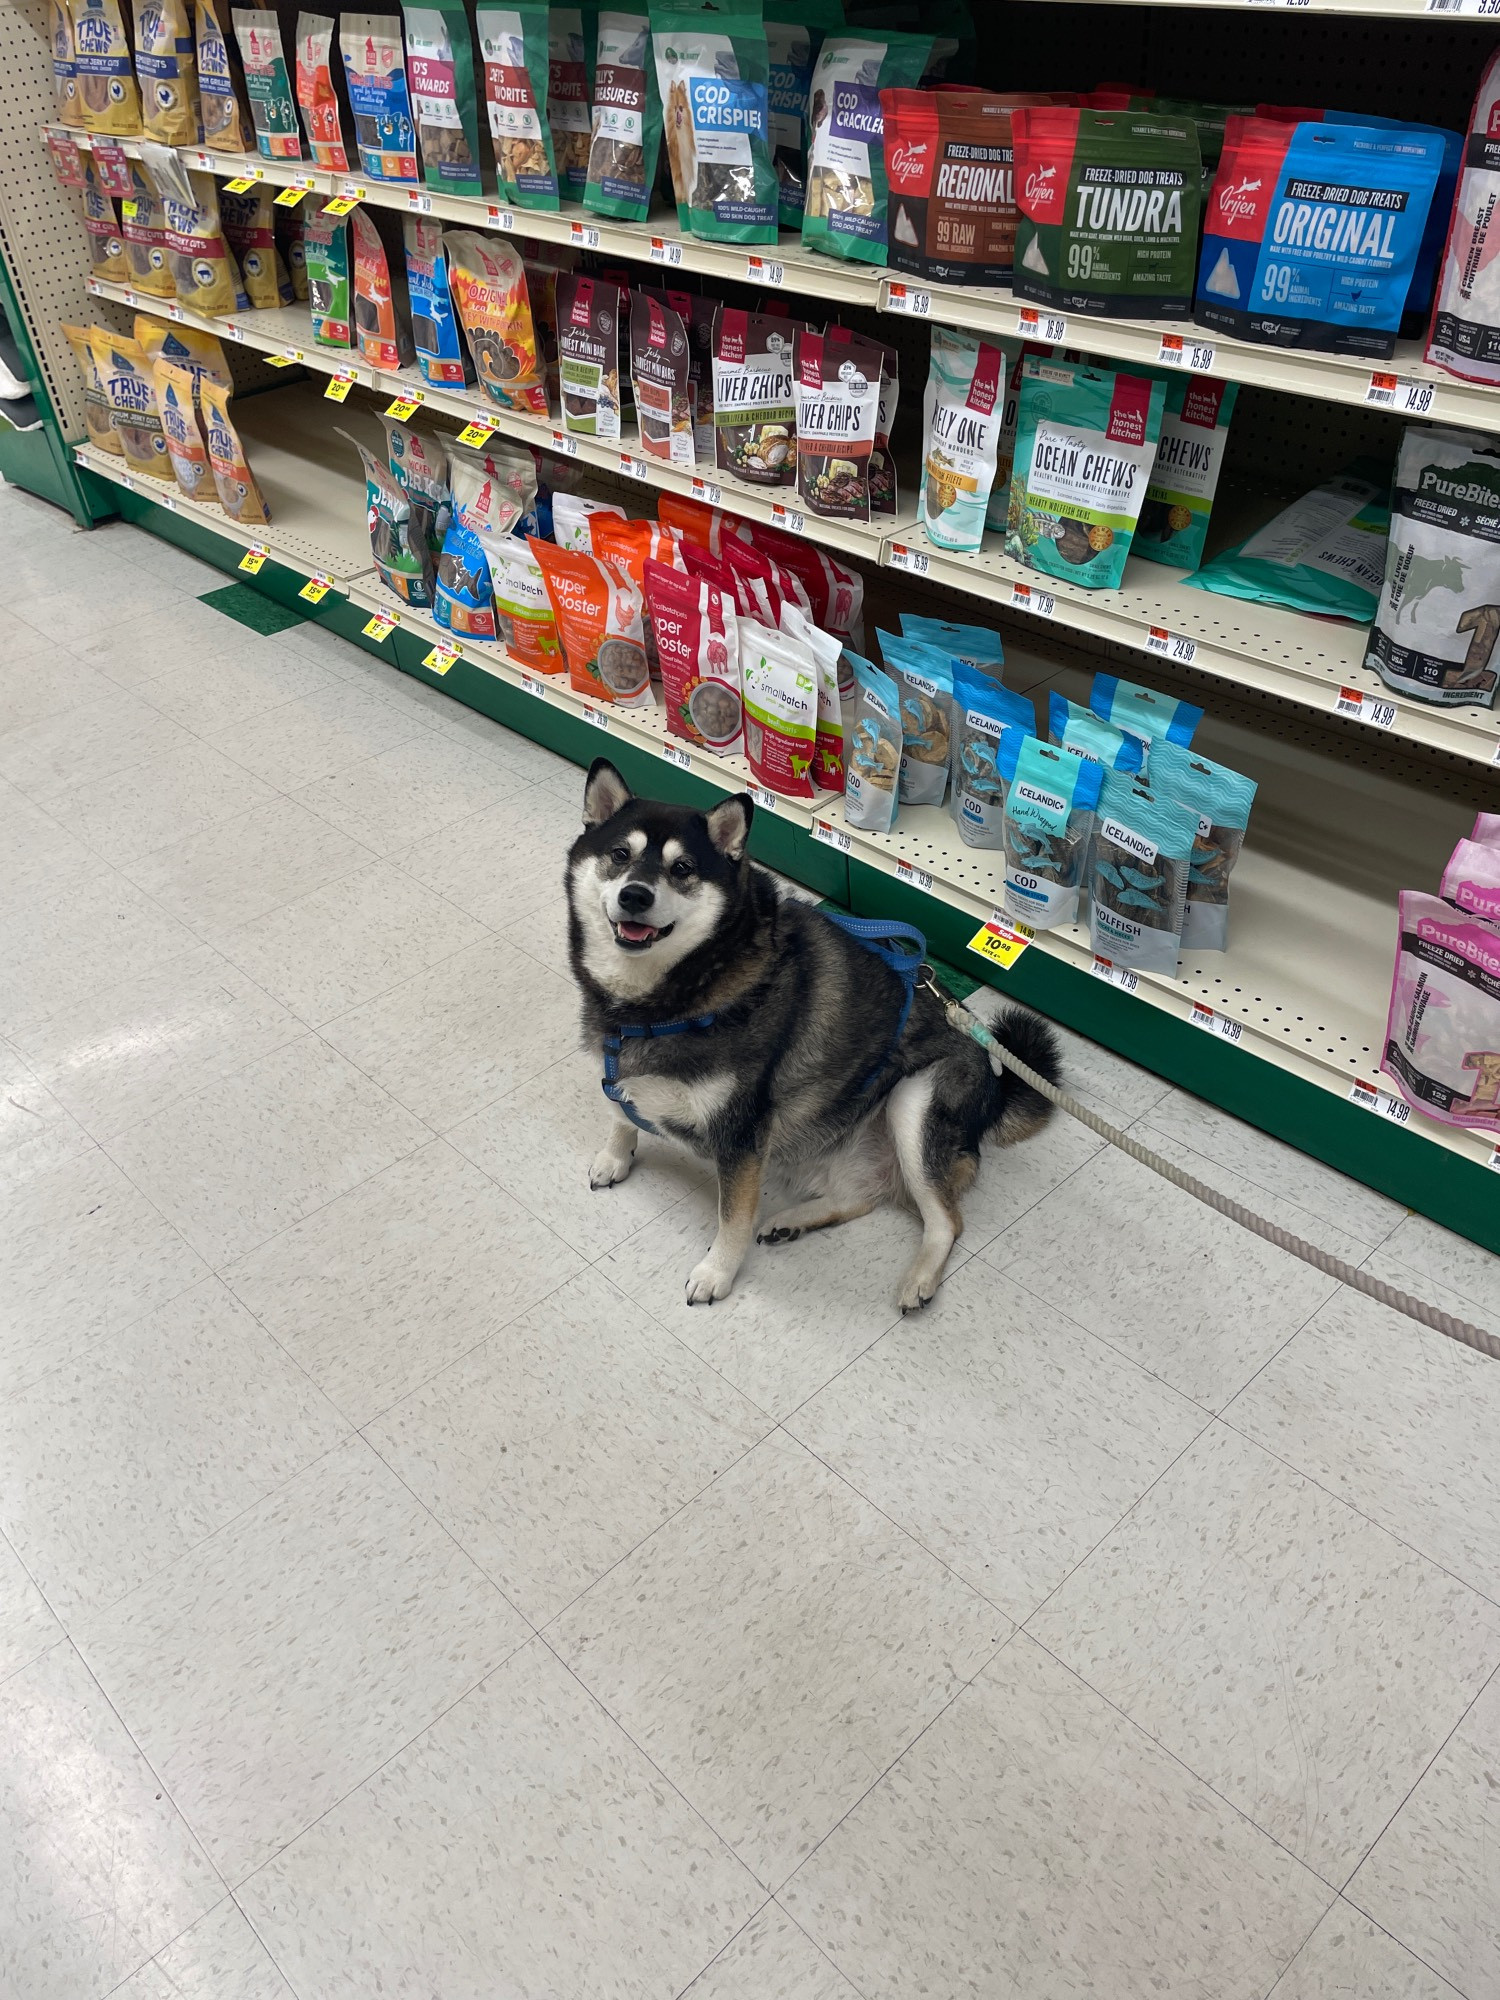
[619,1069,736,1136]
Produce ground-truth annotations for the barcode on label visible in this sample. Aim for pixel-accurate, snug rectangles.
[692,479,723,506]
[1190,1002,1243,1043]
[1349,1080,1411,1123]
[1018,308,1068,342]
[746,256,785,286]
[895,859,933,891]
[771,504,807,534]
[1157,335,1216,373]
[886,283,932,316]
[1428,0,1500,14]
[747,784,778,812]
[1144,626,1197,666]
[888,543,930,576]
[1091,956,1139,994]
[581,704,610,729]
[551,431,581,458]
[1336,687,1397,728]
[619,453,649,481]
[812,819,852,852]
[519,673,544,697]
[662,743,692,769]
[1010,583,1056,618]
[486,204,516,231]
[571,222,601,249]
[649,237,683,264]
[407,190,432,211]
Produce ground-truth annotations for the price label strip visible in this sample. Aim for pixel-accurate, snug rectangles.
[1091,955,1139,994]
[550,429,581,458]
[812,818,852,853]
[1190,1001,1243,1044]
[273,180,314,206]
[485,203,516,231]
[770,503,806,534]
[967,917,1031,971]
[885,281,932,316]
[324,370,357,401]
[519,672,546,697]
[1349,1079,1411,1124]
[1144,625,1198,666]
[888,542,930,576]
[362,609,399,640]
[618,452,649,481]
[570,221,601,249]
[384,392,425,421]
[1009,581,1056,618]
[747,783,778,812]
[407,189,433,212]
[1017,306,1068,343]
[691,477,723,506]
[1157,334,1217,372]
[297,573,333,604]
[1335,685,1397,729]
[894,857,932,892]
[649,236,683,264]
[423,641,461,675]
[745,255,785,286]
[581,702,611,729]
[222,173,263,193]
[457,418,497,447]
[662,743,692,769]
[1365,371,1438,414]
[238,543,271,574]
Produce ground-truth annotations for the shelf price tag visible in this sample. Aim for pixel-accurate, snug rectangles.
[423,641,461,675]
[406,189,433,212]
[457,418,497,447]
[273,179,315,206]
[324,370,357,401]
[1190,1001,1243,1043]
[1349,1078,1411,1123]
[519,671,546,697]
[888,541,930,576]
[570,220,601,249]
[91,138,133,195]
[1009,581,1056,618]
[581,702,611,729]
[1427,0,1500,12]
[618,452,649,481]
[894,857,932,892]
[649,236,682,264]
[1335,685,1397,728]
[967,916,1031,971]
[238,543,271,574]
[885,281,931,316]
[266,350,304,367]
[550,428,581,458]
[162,301,186,322]
[1157,334,1217,373]
[812,817,852,853]
[745,255,785,286]
[222,173,263,193]
[1017,306,1067,342]
[485,201,516,230]
[298,573,333,603]
[46,132,85,187]
[362,609,399,640]
[771,502,806,534]
[1364,370,1437,414]
[120,198,139,219]
[1144,625,1198,666]
[691,476,723,506]
[1488,1144,1500,1173]
[1091,955,1139,994]
[662,742,692,769]
[384,391,424,420]
[747,783,778,811]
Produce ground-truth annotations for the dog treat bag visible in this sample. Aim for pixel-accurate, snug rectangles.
[999,734,1103,930]
[136,0,197,144]
[351,206,414,369]
[80,160,128,286]
[198,378,271,524]
[884,89,1055,286]
[1383,892,1500,1133]
[532,537,653,704]
[435,443,528,639]
[646,555,743,752]
[1186,462,1390,621]
[1089,769,1198,974]
[74,0,140,134]
[63,324,121,454]
[553,492,626,551]
[1145,737,1257,952]
[160,171,245,316]
[402,218,467,384]
[90,328,166,476]
[548,4,595,200]
[792,328,880,524]
[153,357,212,500]
[135,313,232,387]
[766,0,841,228]
[1005,356,1165,590]
[1442,815,1500,921]
[739,618,816,796]
[278,200,308,299]
[653,0,777,244]
[629,289,694,466]
[1197,117,1443,360]
[232,10,301,157]
[477,2,560,208]
[1048,691,1145,774]
[826,321,896,516]
[221,187,294,307]
[901,613,1004,678]
[557,273,623,439]
[305,202,352,347]
[802,30,931,264]
[1367,426,1500,710]
[782,599,845,787]
[295,13,351,169]
[120,163,174,297]
[53,0,83,128]
[921,327,1008,555]
[488,536,561,669]
[585,10,662,222]
[196,0,253,150]
[844,653,902,832]
[1090,674,1201,753]
[1429,50,1500,386]
[713,307,797,486]
[983,339,1053,536]
[348,432,435,604]
[404,2,483,195]
[381,413,451,551]
[342,14,419,180]
[1133,374,1238,572]
[445,231,548,415]
[950,665,1037,848]
[879,630,953,807]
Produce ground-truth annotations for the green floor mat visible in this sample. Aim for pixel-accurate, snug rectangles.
[199,582,309,635]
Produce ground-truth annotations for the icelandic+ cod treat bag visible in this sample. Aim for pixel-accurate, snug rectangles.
[844,653,902,832]
[1090,673,1202,752]
[1048,690,1145,774]
[950,663,1034,848]
[802,29,931,265]
[341,14,420,180]
[404,1,484,196]
[1089,769,1199,974]
[880,628,953,807]
[653,0,778,245]
[585,10,663,222]
[999,734,1103,931]
[478,1,561,209]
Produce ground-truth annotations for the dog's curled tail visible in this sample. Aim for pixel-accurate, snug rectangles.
[964,990,1062,1147]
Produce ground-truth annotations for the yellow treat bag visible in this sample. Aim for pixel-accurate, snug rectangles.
[160,170,245,316]
[80,159,128,284]
[154,358,214,500]
[121,162,175,298]
[220,187,294,308]
[199,378,271,524]
[134,313,233,390]
[70,0,141,134]
[135,0,199,144]
[62,322,121,453]
[196,0,254,152]
[89,326,169,477]
[51,0,84,127]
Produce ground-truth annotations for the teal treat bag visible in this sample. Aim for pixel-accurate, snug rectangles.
[1133,373,1238,571]
[879,630,955,807]
[1144,738,1258,952]
[1089,769,1200,974]
[478,1,561,209]
[900,612,1005,677]
[766,0,843,227]
[1183,463,1390,620]
[950,663,1035,849]
[800,29,931,265]
[1048,691,1145,773]
[844,652,902,831]
[404,2,484,197]
[1000,735,1104,930]
[584,10,663,221]
[1090,674,1202,751]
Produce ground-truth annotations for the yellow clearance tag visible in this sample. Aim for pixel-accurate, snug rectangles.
[967,919,1032,971]
[423,642,460,674]
[384,393,423,421]
[120,198,138,219]
[273,183,311,207]
[238,545,269,574]
[457,419,497,447]
[362,610,399,640]
[265,353,298,368]
[298,575,332,603]
[223,175,259,193]
[324,192,361,215]
[324,371,356,401]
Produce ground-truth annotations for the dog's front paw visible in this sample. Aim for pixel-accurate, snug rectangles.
[589,1146,635,1190]
[685,1256,736,1305]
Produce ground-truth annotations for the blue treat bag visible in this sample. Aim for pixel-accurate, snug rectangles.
[403,216,471,386]
[844,652,902,832]
[878,630,955,807]
[1089,769,1201,974]
[1048,691,1146,773]
[950,663,1035,848]
[1000,735,1104,930]
[1090,674,1202,751]
[1144,738,1258,952]
[899,612,1005,677]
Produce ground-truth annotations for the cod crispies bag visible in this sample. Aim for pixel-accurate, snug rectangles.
[1198,117,1444,359]
[1383,892,1500,1133]
[232,9,302,157]
[295,12,351,169]
[1013,107,1200,318]
[404,2,484,196]
[478,2,560,208]
[653,0,777,244]
[802,29,931,264]
[1429,50,1500,386]
[713,306,798,485]
[341,14,419,180]
[884,89,1055,285]
[1133,374,1238,571]
[585,10,662,221]
[921,326,1009,554]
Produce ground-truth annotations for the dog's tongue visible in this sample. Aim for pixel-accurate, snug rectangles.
[617,920,657,943]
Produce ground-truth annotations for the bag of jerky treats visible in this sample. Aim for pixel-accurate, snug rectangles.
[1013,107,1201,319]
[90,328,167,477]
[802,29,931,264]
[1005,355,1165,590]
[478,1,560,208]
[1090,673,1201,752]
[879,629,953,806]
[548,4,596,201]
[901,613,1004,677]
[305,201,353,347]
[404,2,483,195]
[921,326,1009,554]
[197,0,253,152]
[352,204,415,370]
[341,14,419,180]
[121,162,174,297]
[1047,690,1145,773]
[557,273,624,439]
[1133,374,1237,572]
[653,0,777,245]
[713,306,798,485]
[826,321,896,515]
[950,662,1034,847]
[199,377,271,524]
[1089,769,1199,974]
[53,0,83,130]
[999,734,1103,930]
[446,230,549,414]
[766,0,842,229]
[63,323,121,454]
[295,12,352,169]
[159,169,246,316]
[74,0,140,135]
[135,0,197,145]
[80,161,127,286]
[795,327,881,523]
[585,10,662,222]
[646,555,743,752]
[844,653,902,831]
[1366,426,1500,710]
[153,357,212,501]
[1186,462,1390,621]
[1146,737,1257,951]
[348,431,435,605]
[1383,891,1500,1134]
[220,186,294,307]
[404,218,471,384]
[884,89,1055,285]
[553,491,626,550]
[381,412,451,551]
[232,9,302,157]
[631,287,694,465]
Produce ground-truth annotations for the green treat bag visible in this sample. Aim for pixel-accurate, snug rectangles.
[1133,373,1238,572]
[403,1,484,197]
[801,28,931,265]
[548,5,599,200]
[305,201,353,349]
[653,0,778,244]
[1184,462,1391,621]
[477,2,560,209]
[1004,354,1165,591]
[584,10,663,221]
[766,0,842,228]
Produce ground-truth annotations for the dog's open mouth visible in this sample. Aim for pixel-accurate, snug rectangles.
[612,918,674,951]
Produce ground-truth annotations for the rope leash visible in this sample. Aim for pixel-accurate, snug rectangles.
[942,989,1500,1365]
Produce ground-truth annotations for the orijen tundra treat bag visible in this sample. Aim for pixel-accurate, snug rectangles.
[295,12,351,170]
[1429,49,1500,385]
[135,0,198,144]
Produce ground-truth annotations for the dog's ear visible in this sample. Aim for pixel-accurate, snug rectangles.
[583,758,631,827]
[705,792,753,861]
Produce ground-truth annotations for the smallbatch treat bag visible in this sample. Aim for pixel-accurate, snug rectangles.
[713,306,798,486]
[794,327,882,524]
[1133,374,1239,571]
[739,618,816,796]
[884,89,1056,286]
[341,14,420,181]
[404,2,484,197]
[802,29,931,265]
[1428,49,1500,386]
[653,0,777,245]
[631,288,694,466]
[232,9,302,158]
[1013,107,1201,319]
[1186,461,1390,620]
[135,0,197,145]
[478,1,561,209]
[1367,425,1500,710]
[585,10,662,222]
[782,599,845,787]
[1384,892,1500,1135]
[548,4,596,201]
[295,13,352,169]
[1005,356,1166,591]
[557,272,624,440]
[766,0,842,229]
[921,326,1009,555]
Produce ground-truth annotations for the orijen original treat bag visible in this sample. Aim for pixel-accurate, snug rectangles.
[884,89,1056,285]
[295,12,352,170]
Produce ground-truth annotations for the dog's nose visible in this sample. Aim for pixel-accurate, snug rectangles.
[617,881,655,916]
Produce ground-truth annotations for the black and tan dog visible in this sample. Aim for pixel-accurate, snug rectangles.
[567,760,1061,1310]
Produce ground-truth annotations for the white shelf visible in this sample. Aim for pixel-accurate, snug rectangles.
[1023,0,1485,14]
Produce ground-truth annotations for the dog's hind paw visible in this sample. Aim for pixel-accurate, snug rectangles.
[897,1270,939,1315]
[755,1219,802,1245]
[589,1147,635,1190]
[685,1256,736,1305]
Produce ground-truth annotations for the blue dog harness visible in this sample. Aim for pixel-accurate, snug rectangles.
[601,913,928,1136]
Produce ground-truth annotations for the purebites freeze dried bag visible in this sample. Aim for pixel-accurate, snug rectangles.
[1384,892,1500,1134]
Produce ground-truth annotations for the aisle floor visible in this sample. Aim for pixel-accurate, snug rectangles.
[3,480,1500,2000]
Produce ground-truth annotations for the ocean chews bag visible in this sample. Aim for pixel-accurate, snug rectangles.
[1187,463,1390,620]
[802,30,931,266]
[585,10,662,222]
[1012,108,1201,320]
[1133,374,1238,572]
[653,0,777,245]
[1384,892,1500,1134]
[1367,426,1500,710]
[1196,117,1444,360]
[1005,357,1165,591]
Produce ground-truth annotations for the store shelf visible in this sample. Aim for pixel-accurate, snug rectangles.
[1025,0,1485,14]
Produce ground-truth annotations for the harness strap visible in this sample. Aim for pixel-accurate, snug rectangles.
[602,1013,717,1135]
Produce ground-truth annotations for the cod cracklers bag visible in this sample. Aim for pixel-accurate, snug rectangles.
[135,0,197,144]
[921,326,1009,555]
[803,29,931,264]
[341,15,419,180]
[196,0,253,151]
[631,287,694,465]
[548,5,596,200]
[232,9,302,158]
[1005,355,1166,591]
[653,0,778,245]
[1197,117,1444,360]
[558,273,624,439]
[73,0,140,134]
[1429,49,1500,386]
[585,10,663,222]
[794,327,882,523]
[1133,373,1238,571]
[404,2,484,196]
[1013,106,1201,319]
[477,2,561,209]
[884,89,1056,286]
[713,306,798,485]
[1367,426,1500,710]
[445,231,548,414]
[295,13,352,169]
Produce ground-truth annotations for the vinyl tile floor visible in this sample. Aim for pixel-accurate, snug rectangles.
[2,479,1498,2000]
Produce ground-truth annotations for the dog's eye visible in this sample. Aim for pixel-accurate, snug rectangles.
[610,845,630,865]
[670,858,694,879]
